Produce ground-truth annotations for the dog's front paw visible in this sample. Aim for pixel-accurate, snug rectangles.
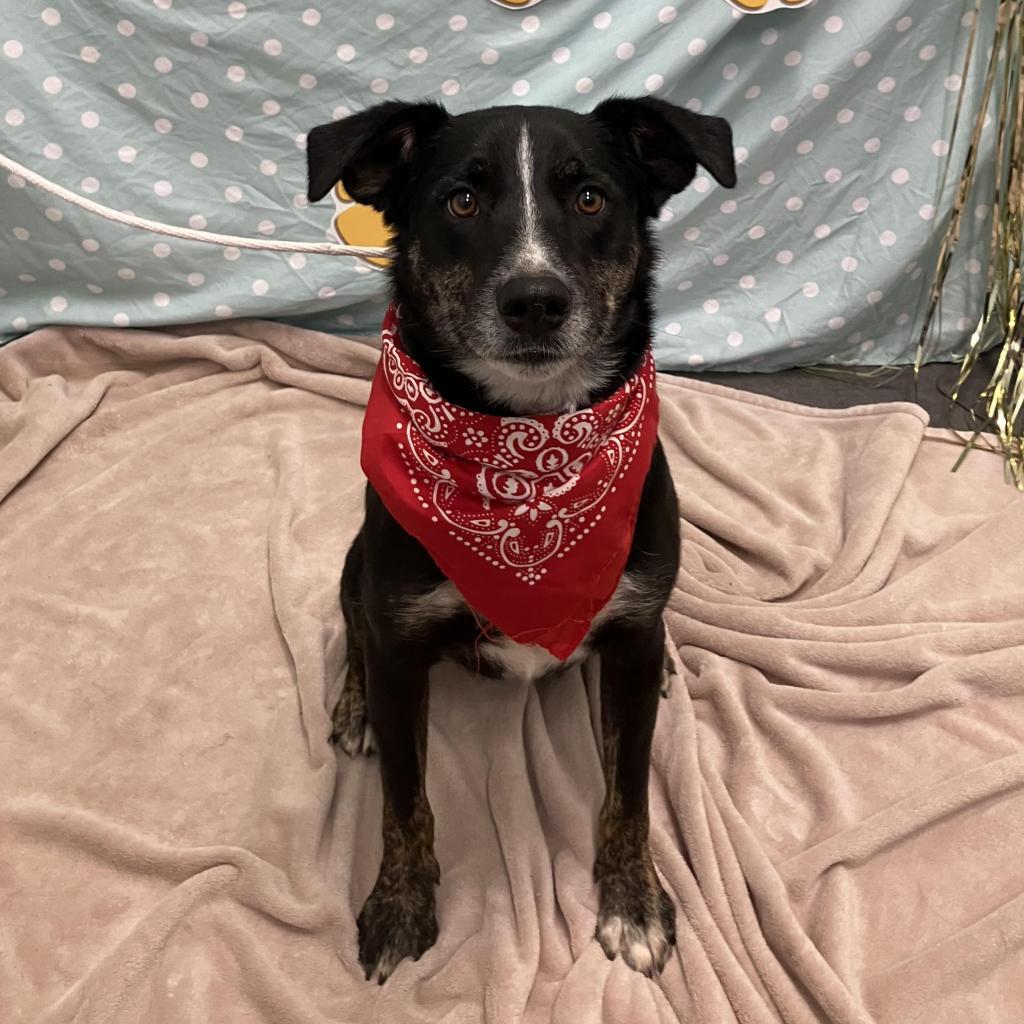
[331,679,376,756]
[596,859,676,976]
[357,870,439,984]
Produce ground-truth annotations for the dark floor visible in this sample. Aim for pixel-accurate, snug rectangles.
[671,349,1000,430]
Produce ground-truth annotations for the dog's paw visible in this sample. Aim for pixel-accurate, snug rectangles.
[357,872,439,984]
[331,680,376,757]
[596,863,676,976]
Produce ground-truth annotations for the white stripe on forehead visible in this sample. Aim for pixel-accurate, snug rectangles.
[514,123,558,273]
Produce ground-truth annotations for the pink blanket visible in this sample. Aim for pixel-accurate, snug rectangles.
[2,321,1022,1023]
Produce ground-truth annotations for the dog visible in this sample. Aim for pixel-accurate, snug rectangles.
[306,97,736,982]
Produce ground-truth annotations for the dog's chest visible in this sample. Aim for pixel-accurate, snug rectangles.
[398,574,643,682]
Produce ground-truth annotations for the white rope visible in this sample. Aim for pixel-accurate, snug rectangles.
[0,151,391,259]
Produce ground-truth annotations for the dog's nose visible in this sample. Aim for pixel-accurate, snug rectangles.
[497,276,571,335]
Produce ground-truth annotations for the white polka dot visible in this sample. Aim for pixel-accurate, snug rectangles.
[552,46,570,64]
[7,174,26,188]
[719,199,737,214]
[867,290,883,304]
[688,38,706,56]
[226,125,244,142]
[658,5,677,23]
[41,8,60,25]
[890,168,910,186]
[80,177,99,193]
[677,280,693,291]
[797,140,814,155]
[227,65,245,82]
[113,313,130,327]
[370,77,389,94]
[117,83,136,99]
[80,45,99,63]
[932,139,950,157]
[228,0,246,15]
[521,14,539,32]
[43,76,62,94]
[854,50,872,67]
[49,257,65,268]
[687,354,705,367]
[683,227,701,241]
[828,316,846,330]
[262,99,281,116]
[957,316,974,332]
[449,14,467,31]
[879,230,897,247]
[727,331,743,347]
[645,74,664,93]
[154,179,172,196]
[896,15,912,31]
[919,44,936,61]
[294,133,307,150]
[711,253,728,266]
[814,224,831,239]
[616,42,634,60]
[257,220,275,236]
[663,322,681,335]
[851,196,870,213]
[191,31,208,47]
[409,46,428,64]
[722,62,738,80]
[765,307,782,323]
[43,142,62,159]
[154,57,172,73]
[481,47,499,65]
[877,76,896,94]
[215,305,233,318]
[824,167,842,183]
[785,197,803,212]
[259,159,277,176]
[76,111,101,130]
[784,50,802,67]
[441,79,460,97]
[770,116,789,133]
[118,267,136,280]
[153,0,172,8]
[288,253,306,270]
[12,227,29,240]
[376,13,394,29]
[153,292,170,307]
[945,75,962,92]
[825,16,843,33]
[336,44,356,63]
[748,225,766,240]
[903,105,922,123]
[188,92,210,110]
[188,214,207,229]
[225,185,243,202]
[745,85,761,100]
[299,73,317,89]
[593,11,611,29]
[154,117,173,134]
[864,137,882,153]
[318,286,336,299]
[776,250,794,265]
[153,242,171,257]
[836,108,855,124]
[223,247,240,262]
[509,79,529,97]
[802,282,819,298]
[50,295,68,312]
[966,258,982,274]
[265,38,283,56]
[301,7,320,25]
[5,108,24,126]
[3,39,23,58]
[734,146,748,163]
[187,272,204,286]
[812,83,831,100]
[761,28,778,45]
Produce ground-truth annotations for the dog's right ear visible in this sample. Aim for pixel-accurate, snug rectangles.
[306,101,449,214]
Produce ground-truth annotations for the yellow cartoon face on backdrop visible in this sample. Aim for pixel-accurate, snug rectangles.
[330,183,392,269]
[723,0,812,10]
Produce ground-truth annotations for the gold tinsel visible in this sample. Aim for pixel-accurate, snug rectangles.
[918,0,1024,484]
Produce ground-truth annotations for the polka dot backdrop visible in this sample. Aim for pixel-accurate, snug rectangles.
[0,0,997,370]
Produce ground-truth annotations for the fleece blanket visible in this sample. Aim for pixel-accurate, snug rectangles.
[1,322,1022,1024]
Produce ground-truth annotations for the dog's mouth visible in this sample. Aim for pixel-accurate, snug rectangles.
[500,334,570,367]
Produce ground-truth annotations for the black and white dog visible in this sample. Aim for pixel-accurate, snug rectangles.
[306,98,736,982]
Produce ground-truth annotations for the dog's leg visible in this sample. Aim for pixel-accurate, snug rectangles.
[357,641,439,983]
[594,619,676,976]
[332,536,376,756]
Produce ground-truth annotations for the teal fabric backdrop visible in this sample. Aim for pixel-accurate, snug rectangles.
[0,0,997,370]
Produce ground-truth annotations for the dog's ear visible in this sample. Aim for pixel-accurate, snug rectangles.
[592,97,736,212]
[306,101,450,214]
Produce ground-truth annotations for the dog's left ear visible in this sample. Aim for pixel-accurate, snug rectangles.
[306,101,450,216]
[592,97,737,213]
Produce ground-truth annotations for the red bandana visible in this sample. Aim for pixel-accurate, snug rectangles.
[360,305,660,661]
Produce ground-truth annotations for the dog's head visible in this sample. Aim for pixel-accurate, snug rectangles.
[307,99,736,412]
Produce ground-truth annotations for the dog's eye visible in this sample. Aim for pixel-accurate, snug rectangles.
[575,188,605,215]
[447,190,479,218]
